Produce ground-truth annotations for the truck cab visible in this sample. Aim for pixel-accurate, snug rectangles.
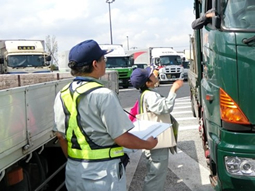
[151,48,183,82]
[100,44,134,88]
[0,40,51,74]
[189,0,255,190]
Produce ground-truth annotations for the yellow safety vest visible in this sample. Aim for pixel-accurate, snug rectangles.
[60,81,124,161]
[139,90,150,114]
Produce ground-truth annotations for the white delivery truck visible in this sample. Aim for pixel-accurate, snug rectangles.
[99,44,134,88]
[0,71,118,190]
[127,47,184,83]
[0,39,51,74]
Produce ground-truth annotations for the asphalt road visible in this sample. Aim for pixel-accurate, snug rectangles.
[118,82,215,191]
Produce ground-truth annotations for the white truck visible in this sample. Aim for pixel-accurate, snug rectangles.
[0,71,118,190]
[0,39,51,74]
[99,44,134,88]
[127,47,184,83]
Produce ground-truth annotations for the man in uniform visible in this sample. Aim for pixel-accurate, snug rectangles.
[53,39,157,191]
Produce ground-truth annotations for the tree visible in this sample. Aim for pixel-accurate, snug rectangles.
[45,35,58,69]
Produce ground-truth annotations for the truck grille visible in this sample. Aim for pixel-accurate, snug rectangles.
[165,68,181,73]
[119,71,128,78]
[166,73,181,79]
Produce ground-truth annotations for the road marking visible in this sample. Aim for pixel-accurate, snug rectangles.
[174,105,191,109]
[119,88,136,92]
[126,148,213,191]
[174,102,191,105]
[176,96,190,100]
[176,99,190,101]
[125,95,211,191]
[175,117,196,121]
[179,125,198,131]
[168,149,214,191]
[172,110,192,114]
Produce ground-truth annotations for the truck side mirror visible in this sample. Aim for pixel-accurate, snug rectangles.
[130,56,134,66]
[46,55,51,62]
[156,58,160,64]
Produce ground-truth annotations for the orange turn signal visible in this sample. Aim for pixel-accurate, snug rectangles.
[219,88,250,124]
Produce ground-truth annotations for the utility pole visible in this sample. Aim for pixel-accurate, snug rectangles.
[106,0,115,44]
[126,36,129,50]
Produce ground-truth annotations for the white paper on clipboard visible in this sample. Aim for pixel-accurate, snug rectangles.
[124,120,171,153]
[129,120,171,140]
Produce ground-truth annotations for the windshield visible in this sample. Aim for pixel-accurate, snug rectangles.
[159,56,182,66]
[223,0,255,30]
[135,64,147,69]
[106,57,132,68]
[7,55,46,68]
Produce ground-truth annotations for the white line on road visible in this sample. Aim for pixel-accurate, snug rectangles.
[172,110,192,114]
[175,98,190,103]
[174,102,191,105]
[176,96,190,100]
[126,147,213,191]
[175,117,196,121]
[168,149,214,191]
[179,125,198,131]
[174,105,191,109]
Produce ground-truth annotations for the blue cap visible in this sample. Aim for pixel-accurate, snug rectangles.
[130,67,153,89]
[69,40,112,66]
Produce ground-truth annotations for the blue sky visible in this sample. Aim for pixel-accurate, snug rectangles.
[0,0,195,52]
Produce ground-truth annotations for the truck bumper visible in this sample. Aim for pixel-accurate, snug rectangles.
[119,78,130,88]
[209,125,255,191]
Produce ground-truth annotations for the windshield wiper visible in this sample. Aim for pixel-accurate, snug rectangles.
[242,35,255,44]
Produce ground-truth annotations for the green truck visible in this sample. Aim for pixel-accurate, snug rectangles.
[99,44,134,88]
[189,0,255,190]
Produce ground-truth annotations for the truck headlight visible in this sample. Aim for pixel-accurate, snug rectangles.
[160,74,166,79]
[225,156,255,176]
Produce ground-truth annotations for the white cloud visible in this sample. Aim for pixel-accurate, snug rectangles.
[0,0,194,52]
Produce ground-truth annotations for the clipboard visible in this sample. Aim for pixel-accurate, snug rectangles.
[129,120,171,140]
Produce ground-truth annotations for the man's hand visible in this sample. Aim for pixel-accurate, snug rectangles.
[205,8,215,18]
[55,132,68,158]
[114,132,158,150]
[206,12,215,18]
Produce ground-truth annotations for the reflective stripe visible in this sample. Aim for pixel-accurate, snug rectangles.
[139,90,150,114]
[60,81,124,161]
